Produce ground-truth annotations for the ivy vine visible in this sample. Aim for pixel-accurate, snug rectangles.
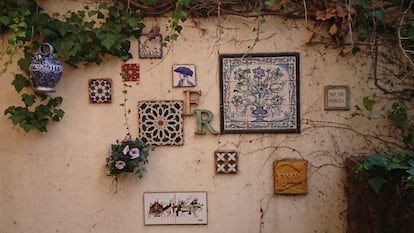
[1,0,146,132]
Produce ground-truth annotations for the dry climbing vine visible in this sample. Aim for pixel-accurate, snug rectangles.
[119,0,414,99]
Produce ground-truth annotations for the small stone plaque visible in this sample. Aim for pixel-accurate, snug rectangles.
[273,160,307,194]
[324,85,350,110]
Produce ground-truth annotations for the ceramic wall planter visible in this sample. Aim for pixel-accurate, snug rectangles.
[29,43,63,92]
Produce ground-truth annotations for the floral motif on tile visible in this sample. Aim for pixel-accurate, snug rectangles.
[138,100,184,146]
[88,79,112,103]
[122,63,140,82]
[215,150,238,174]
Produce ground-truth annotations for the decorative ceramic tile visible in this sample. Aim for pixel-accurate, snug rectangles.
[138,34,163,59]
[273,160,307,194]
[88,79,112,103]
[324,85,350,110]
[173,65,196,87]
[215,150,238,174]
[220,53,300,134]
[121,63,140,82]
[138,100,184,146]
[144,192,207,225]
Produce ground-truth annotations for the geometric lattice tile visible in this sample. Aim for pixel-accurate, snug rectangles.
[88,79,112,103]
[121,63,140,82]
[273,160,307,195]
[138,100,184,146]
[214,150,238,174]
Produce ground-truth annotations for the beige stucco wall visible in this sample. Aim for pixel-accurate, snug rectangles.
[0,1,396,233]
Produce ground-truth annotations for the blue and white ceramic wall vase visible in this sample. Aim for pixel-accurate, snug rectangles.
[29,43,63,93]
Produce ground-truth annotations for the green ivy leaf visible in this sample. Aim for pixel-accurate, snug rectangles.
[21,94,35,107]
[12,74,30,93]
[368,177,386,194]
[4,106,15,115]
[88,10,98,17]
[125,16,140,28]
[47,96,63,107]
[170,33,179,41]
[373,10,384,21]
[362,97,376,112]
[35,104,52,119]
[265,0,276,6]
[22,123,34,132]
[408,26,414,38]
[406,168,414,176]
[99,2,108,9]
[52,109,64,121]
[179,11,188,22]
[364,153,387,169]
[101,34,119,50]
[360,27,369,39]
[357,0,368,7]
[352,46,361,55]
[0,16,11,25]
[252,7,262,13]
[175,25,183,34]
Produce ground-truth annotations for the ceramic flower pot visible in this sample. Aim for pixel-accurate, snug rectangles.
[29,43,63,92]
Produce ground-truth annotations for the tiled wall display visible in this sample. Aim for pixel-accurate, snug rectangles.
[121,63,140,82]
[88,79,112,103]
[214,150,238,174]
[273,160,307,194]
[138,100,184,146]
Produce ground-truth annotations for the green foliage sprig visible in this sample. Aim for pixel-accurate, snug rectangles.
[105,73,154,181]
[356,100,414,193]
[356,151,414,193]
[163,0,190,45]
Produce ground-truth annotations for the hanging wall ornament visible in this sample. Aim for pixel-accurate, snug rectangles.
[29,43,63,92]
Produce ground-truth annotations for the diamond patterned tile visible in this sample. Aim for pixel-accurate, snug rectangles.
[138,34,163,59]
[122,63,140,82]
[88,79,112,103]
[215,150,238,174]
[138,100,184,146]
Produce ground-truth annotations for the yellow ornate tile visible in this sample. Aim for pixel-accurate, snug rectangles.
[273,160,307,194]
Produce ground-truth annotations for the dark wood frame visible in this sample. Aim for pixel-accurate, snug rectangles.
[219,53,300,134]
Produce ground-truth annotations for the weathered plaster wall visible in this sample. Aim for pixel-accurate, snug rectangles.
[0,1,392,233]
